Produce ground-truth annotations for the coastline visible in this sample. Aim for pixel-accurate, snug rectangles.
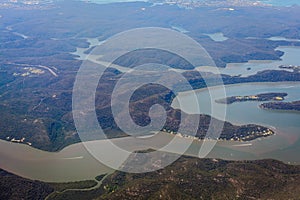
[176,81,300,96]
[0,123,294,182]
[0,81,299,182]
[259,106,300,114]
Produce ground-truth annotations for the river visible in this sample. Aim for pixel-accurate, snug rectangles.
[196,46,300,77]
[172,82,300,165]
[0,38,299,182]
[1,82,299,182]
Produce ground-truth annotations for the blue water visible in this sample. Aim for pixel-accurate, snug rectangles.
[85,0,300,6]
[260,0,300,6]
[84,0,145,4]
[173,82,300,164]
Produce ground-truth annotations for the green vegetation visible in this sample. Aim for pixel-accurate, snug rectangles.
[1,1,300,200]
[28,157,300,200]
[260,100,300,112]
[46,189,103,200]
[0,1,300,151]
[48,180,97,192]
[46,180,99,200]
[1,156,300,200]
[215,92,287,104]
[0,169,54,200]
[96,157,300,200]
[95,174,107,182]
[1,55,292,151]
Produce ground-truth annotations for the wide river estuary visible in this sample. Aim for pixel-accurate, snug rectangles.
[0,41,299,182]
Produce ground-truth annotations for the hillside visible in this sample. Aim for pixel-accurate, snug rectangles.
[37,156,300,200]
[0,169,53,200]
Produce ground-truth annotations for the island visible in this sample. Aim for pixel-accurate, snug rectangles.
[1,0,300,152]
[279,65,300,73]
[260,100,300,112]
[215,92,288,104]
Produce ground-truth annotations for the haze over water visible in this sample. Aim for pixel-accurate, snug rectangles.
[85,0,300,6]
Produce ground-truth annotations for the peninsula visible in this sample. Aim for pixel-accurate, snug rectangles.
[260,100,300,112]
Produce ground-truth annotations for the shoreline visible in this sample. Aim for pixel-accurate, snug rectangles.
[260,106,300,114]
[0,127,297,183]
[176,81,300,96]
[1,82,299,182]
